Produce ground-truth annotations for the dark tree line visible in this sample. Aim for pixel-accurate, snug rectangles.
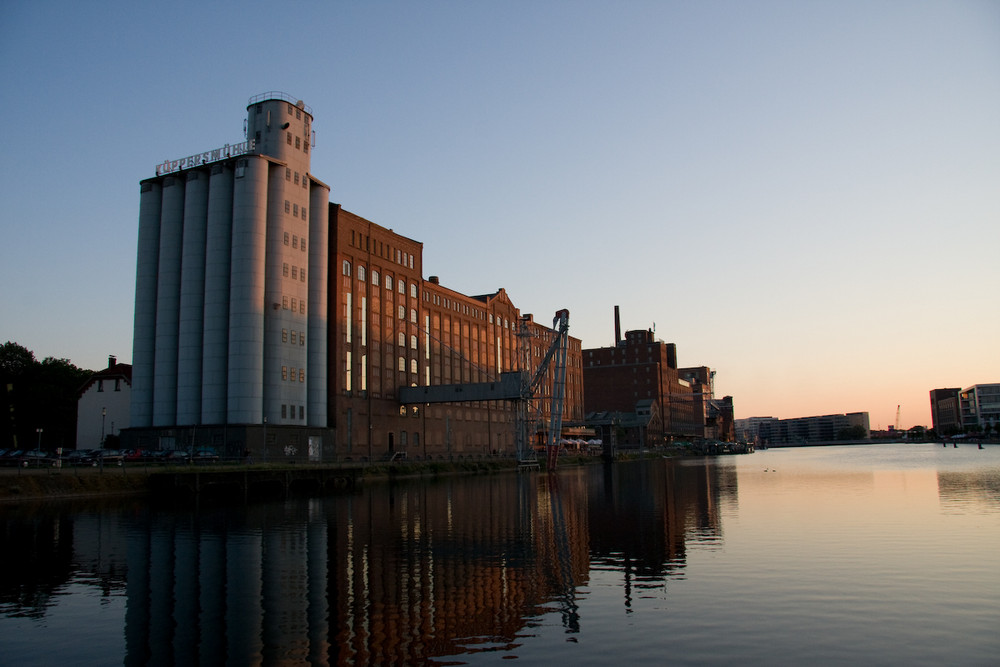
[1,342,93,451]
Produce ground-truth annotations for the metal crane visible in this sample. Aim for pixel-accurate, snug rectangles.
[514,309,570,469]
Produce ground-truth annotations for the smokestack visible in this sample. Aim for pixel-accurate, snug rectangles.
[614,306,621,346]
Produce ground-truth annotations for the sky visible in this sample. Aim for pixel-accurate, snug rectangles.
[1,1,997,430]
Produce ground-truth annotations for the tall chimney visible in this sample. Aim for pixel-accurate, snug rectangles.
[614,306,621,346]
[108,355,117,368]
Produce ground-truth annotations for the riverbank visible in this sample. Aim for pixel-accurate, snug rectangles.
[0,454,615,504]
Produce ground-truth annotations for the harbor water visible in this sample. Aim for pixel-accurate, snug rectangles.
[1,443,998,665]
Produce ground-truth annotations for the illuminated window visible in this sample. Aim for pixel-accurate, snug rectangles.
[282,329,288,343]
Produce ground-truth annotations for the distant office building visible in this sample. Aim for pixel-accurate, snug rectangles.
[929,388,962,435]
[959,384,1000,433]
[77,355,132,449]
[736,412,870,445]
[126,93,579,460]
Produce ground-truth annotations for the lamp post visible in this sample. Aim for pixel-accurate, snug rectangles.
[36,428,42,450]
[101,407,107,447]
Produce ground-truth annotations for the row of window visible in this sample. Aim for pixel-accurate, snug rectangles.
[286,131,309,153]
[282,263,306,282]
[282,296,307,314]
[281,329,306,346]
[348,231,415,269]
[342,261,418,298]
[281,366,306,382]
[281,404,305,420]
[285,168,309,189]
[284,200,308,220]
[283,233,307,252]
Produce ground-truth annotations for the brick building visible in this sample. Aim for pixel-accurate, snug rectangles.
[125,92,581,461]
[583,327,724,445]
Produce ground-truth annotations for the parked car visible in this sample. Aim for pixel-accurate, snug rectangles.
[192,449,220,464]
[62,449,98,466]
[0,450,25,466]
[19,450,58,467]
[94,449,124,466]
[163,450,191,464]
[124,449,155,463]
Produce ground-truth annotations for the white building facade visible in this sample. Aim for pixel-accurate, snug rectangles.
[130,93,330,438]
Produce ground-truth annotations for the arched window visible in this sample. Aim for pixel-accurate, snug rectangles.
[358,266,366,281]
[398,332,405,347]
[342,260,351,277]
[372,270,379,285]
[385,275,392,290]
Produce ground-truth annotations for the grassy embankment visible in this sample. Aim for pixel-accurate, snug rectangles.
[0,455,614,503]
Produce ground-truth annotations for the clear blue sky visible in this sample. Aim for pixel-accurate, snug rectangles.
[2,1,997,429]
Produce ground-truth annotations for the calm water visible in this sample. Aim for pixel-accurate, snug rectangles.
[1,443,998,665]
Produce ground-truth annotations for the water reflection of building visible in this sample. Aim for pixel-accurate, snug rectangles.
[121,477,591,665]
[587,460,734,601]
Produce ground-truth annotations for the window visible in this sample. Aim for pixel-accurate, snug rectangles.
[410,309,417,323]
[410,359,417,374]
[398,332,405,347]
[295,136,301,149]
[283,263,289,277]
[299,332,305,346]
[300,239,306,252]
[385,276,392,290]
[372,270,379,285]
[293,203,298,216]
[281,404,287,418]
[285,200,290,213]
[282,296,289,310]
[291,266,297,280]
[287,132,292,145]
[284,232,290,246]
[399,356,405,371]
[282,328,288,343]
[294,172,299,185]
[343,260,351,276]
[299,369,305,382]
[292,235,298,249]
[291,297,297,312]
[299,405,304,419]
[300,300,306,314]
[398,280,405,294]
[398,305,405,319]
[300,269,305,282]
[97,380,104,392]
[358,266,365,281]
[282,366,288,380]
[301,207,307,220]
[286,168,291,181]
[410,284,417,298]
[410,335,417,350]
[290,330,297,344]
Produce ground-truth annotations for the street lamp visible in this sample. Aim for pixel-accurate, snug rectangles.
[101,407,107,447]
[36,428,42,450]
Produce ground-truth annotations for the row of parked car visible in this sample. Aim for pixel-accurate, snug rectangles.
[0,448,222,467]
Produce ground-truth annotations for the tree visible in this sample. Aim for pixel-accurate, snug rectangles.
[0,343,92,450]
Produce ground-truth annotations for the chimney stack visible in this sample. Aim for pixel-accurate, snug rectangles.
[108,355,117,368]
[614,306,621,346]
